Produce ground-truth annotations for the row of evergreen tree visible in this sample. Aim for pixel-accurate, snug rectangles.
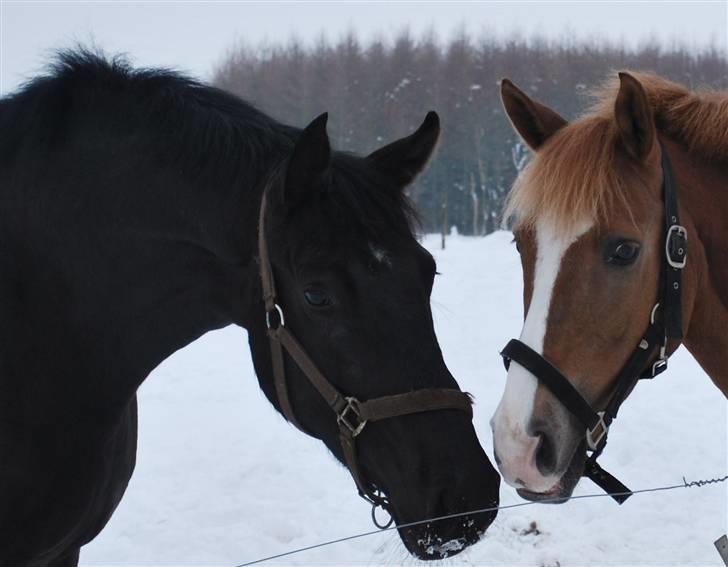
[213,31,727,235]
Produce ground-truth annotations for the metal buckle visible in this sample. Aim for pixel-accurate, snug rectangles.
[338,397,367,437]
[650,340,668,377]
[665,225,688,269]
[651,358,668,377]
[586,411,609,452]
[265,304,285,330]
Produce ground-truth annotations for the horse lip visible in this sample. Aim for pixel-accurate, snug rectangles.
[516,482,564,502]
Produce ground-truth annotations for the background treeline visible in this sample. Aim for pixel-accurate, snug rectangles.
[213,31,728,235]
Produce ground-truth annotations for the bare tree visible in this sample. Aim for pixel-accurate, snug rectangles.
[213,31,727,234]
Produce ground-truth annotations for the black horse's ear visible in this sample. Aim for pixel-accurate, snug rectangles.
[367,111,440,188]
[500,78,567,151]
[614,72,655,161]
[284,113,331,205]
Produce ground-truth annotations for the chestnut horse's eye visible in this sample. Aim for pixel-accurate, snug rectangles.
[606,241,641,266]
[304,289,331,307]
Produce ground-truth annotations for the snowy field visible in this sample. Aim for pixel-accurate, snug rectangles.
[81,232,727,566]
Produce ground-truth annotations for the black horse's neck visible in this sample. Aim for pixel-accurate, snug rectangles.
[0,52,294,424]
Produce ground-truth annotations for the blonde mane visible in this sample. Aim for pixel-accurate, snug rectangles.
[504,72,728,231]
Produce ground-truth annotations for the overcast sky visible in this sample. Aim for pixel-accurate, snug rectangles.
[1,1,726,95]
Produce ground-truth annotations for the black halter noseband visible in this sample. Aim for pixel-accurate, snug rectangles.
[257,190,475,527]
[501,143,687,504]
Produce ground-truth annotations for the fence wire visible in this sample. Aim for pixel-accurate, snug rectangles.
[236,474,728,566]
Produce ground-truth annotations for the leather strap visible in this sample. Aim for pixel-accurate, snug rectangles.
[502,340,600,432]
[271,325,475,419]
[358,389,473,422]
[273,326,348,415]
[258,193,303,431]
[661,144,685,339]
[257,193,278,313]
[502,314,666,438]
[583,458,632,504]
[270,332,302,431]
[339,431,376,500]
[604,323,665,422]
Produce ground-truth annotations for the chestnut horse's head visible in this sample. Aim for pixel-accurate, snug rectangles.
[491,73,700,501]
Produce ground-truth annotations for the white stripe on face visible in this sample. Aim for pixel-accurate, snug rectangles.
[492,218,591,490]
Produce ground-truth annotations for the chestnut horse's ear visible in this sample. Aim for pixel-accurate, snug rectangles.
[614,72,655,161]
[500,78,567,151]
[367,111,440,188]
[284,112,331,205]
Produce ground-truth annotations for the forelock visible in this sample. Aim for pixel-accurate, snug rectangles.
[503,116,631,232]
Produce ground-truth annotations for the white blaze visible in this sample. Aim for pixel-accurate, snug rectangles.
[492,218,591,490]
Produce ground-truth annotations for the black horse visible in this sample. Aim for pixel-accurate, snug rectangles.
[0,51,500,566]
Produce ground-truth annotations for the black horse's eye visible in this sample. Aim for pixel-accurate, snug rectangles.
[303,289,331,307]
[606,241,641,266]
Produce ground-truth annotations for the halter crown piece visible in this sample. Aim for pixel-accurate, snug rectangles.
[501,142,687,504]
[257,190,475,527]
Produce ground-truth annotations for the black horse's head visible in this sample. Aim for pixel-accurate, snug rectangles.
[248,112,499,559]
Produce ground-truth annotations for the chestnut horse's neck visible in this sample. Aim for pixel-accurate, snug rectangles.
[668,138,728,396]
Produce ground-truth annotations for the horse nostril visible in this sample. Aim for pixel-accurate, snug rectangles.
[533,431,557,476]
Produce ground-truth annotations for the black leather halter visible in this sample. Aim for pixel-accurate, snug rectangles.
[501,143,687,504]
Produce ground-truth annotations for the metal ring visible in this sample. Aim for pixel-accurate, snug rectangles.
[265,304,285,330]
[650,303,660,324]
[371,501,394,529]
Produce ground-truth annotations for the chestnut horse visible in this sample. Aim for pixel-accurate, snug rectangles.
[491,72,728,502]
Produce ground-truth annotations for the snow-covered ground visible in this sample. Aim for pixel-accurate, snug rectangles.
[81,232,727,566]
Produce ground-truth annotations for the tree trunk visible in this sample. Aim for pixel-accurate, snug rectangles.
[440,190,448,250]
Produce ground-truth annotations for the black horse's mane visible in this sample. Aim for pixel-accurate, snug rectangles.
[0,48,419,243]
[1,48,295,168]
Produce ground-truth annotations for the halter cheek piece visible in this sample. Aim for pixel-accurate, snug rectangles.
[501,142,687,504]
[257,192,474,528]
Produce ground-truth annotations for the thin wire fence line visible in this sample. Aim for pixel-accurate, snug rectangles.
[235,474,728,567]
